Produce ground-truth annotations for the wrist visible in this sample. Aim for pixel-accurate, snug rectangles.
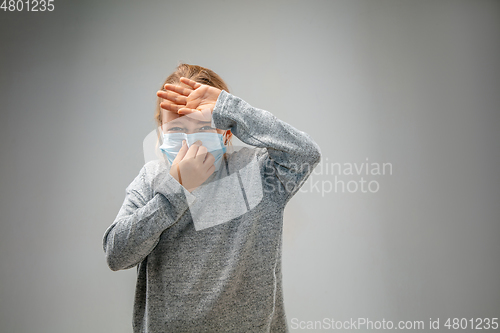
[169,164,182,185]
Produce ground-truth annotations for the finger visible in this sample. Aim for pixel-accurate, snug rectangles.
[205,164,215,176]
[177,107,199,115]
[196,145,208,161]
[156,90,187,105]
[184,140,202,160]
[163,84,193,96]
[172,140,188,164]
[160,101,183,113]
[203,152,215,165]
[180,77,202,89]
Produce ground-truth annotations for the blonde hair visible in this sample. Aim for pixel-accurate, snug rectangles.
[154,63,232,150]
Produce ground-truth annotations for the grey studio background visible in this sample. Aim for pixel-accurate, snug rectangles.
[1,0,499,332]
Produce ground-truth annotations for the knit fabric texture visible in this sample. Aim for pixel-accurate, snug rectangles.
[102,90,321,332]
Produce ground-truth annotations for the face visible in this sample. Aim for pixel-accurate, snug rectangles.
[161,109,225,136]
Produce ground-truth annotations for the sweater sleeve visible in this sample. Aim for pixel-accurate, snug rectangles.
[102,162,196,271]
[212,90,321,200]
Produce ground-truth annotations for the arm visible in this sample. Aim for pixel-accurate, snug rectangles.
[102,162,196,271]
[157,77,322,200]
[212,90,322,199]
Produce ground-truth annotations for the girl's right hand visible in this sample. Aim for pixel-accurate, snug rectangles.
[169,140,215,192]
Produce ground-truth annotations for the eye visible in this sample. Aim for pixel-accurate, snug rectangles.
[167,127,186,132]
[199,126,216,131]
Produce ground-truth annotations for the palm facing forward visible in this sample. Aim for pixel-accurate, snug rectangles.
[157,77,222,115]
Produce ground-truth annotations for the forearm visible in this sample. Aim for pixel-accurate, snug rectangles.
[103,166,196,271]
[212,90,321,196]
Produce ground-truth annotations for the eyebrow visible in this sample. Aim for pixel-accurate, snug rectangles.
[167,119,212,126]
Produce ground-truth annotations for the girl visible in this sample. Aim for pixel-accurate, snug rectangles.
[103,64,321,332]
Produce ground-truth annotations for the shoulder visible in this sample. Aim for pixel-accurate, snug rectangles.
[142,159,171,187]
[223,146,279,183]
[224,146,268,169]
[127,159,168,195]
[143,159,168,176]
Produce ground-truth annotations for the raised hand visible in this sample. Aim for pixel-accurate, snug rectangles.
[156,77,222,115]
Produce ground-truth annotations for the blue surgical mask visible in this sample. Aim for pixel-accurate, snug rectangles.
[160,132,227,171]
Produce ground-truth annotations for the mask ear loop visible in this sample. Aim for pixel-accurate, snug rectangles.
[157,126,167,164]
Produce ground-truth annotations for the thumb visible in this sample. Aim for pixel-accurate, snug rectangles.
[172,140,188,164]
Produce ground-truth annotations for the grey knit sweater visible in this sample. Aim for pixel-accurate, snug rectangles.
[102,90,321,332]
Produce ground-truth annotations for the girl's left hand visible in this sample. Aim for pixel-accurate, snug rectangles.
[156,77,222,115]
